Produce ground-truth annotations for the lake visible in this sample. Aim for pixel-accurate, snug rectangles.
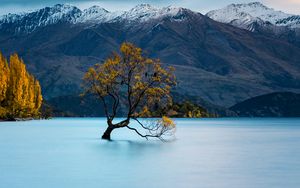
[0,118,300,188]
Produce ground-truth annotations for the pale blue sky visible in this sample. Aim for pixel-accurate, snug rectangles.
[0,0,299,15]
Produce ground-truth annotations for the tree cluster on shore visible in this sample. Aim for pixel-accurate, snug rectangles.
[151,101,211,118]
[0,52,43,120]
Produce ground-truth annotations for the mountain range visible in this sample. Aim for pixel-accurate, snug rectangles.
[0,3,299,116]
[0,4,185,34]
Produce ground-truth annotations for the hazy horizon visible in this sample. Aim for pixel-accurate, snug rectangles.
[0,0,299,16]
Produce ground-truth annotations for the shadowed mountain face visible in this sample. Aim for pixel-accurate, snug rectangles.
[230,92,300,117]
[0,5,300,109]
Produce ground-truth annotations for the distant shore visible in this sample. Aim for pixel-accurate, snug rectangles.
[0,117,37,122]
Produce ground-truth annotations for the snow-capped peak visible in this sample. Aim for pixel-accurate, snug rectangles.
[84,5,109,14]
[131,4,156,12]
[206,2,300,29]
[0,4,82,33]
[117,4,182,22]
[0,4,82,24]
[78,6,111,23]
[117,4,159,21]
[38,4,82,24]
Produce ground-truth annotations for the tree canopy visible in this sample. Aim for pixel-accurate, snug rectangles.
[83,42,177,140]
[0,52,43,119]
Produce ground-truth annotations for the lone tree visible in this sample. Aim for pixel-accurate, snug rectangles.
[83,42,176,140]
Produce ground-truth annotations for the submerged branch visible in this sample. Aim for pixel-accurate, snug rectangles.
[133,118,160,132]
[126,125,166,141]
[126,118,175,141]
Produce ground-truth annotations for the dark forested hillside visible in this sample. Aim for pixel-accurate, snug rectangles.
[230,92,300,117]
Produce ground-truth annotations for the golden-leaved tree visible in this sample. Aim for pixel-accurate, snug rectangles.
[0,53,10,117]
[0,52,43,119]
[83,42,177,141]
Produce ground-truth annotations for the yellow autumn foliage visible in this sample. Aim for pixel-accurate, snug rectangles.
[161,116,176,127]
[83,42,176,118]
[0,53,9,103]
[0,52,43,119]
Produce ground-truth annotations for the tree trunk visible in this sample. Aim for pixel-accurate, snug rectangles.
[101,119,130,140]
[102,125,114,140]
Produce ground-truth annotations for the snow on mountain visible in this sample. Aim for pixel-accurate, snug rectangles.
[77,6,124,23]
[0,4,185,33]
[206,2,300,29]
[78,5,110,23]
[0,4,82,33]
[276,15,300,28]
[116,4,182,22]
[36,4,81,24]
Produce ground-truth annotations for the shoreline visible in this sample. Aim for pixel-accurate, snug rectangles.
[0,117,38,122]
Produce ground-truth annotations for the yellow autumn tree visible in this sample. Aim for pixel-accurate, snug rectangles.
[0,52,43,119]
[83,42,176,141]
[0,53,10,117]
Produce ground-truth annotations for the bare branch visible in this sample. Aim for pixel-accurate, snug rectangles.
[126,118,176,141]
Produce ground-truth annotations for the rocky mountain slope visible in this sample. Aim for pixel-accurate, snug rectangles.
[0,4,300,113]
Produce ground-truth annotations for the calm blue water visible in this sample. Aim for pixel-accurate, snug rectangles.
[0,118,300,188]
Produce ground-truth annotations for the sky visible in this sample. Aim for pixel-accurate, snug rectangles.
[0,0,299,16]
